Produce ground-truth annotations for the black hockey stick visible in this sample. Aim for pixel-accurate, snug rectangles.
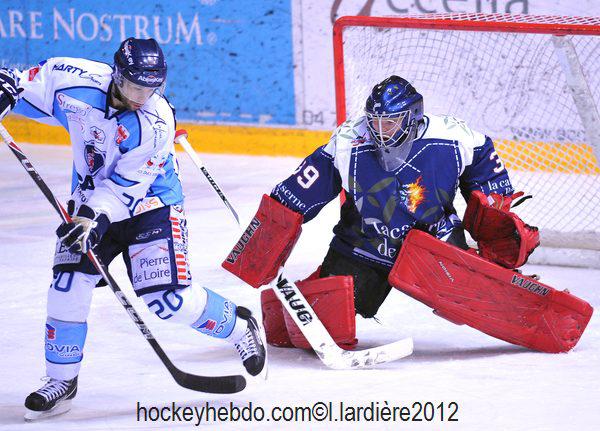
[174,130,240,226]
[0,123,246,394]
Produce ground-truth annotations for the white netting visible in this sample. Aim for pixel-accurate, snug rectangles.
[337,14,600,250]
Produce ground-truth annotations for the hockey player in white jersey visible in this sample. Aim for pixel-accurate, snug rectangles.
[0,38,266,420]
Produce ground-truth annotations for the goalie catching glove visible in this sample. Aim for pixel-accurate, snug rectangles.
[56,202,110,254]
[463,190,539,268]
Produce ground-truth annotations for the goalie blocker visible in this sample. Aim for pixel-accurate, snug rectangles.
[389,230,593,353]
[223,194,302,288]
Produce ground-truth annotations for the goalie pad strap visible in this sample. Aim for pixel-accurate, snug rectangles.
[222,194,303,288]
[389,230,593,353]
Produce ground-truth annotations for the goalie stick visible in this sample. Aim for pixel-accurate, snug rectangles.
[271,268,413,369]
[174,129,240,226]
[175,129,413,368]
[0,123,246,394]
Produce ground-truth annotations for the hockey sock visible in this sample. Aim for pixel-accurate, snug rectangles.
[45,317,87,381]
[190,288,245,341]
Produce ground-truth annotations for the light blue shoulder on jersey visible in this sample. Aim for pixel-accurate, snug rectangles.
[13,98,51,119]
[14,57,112,130]
[116,111,142,153]
[138,99,182,207]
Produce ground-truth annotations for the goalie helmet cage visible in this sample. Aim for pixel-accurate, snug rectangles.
[333,13,600,268]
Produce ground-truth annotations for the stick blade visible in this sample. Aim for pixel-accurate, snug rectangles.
[173,371,247,394]
[318,337,414,370]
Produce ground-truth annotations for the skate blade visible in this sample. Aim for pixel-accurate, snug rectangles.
[24,399,72,422]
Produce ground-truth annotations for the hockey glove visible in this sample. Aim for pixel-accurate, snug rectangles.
[463,190,539,268]
[0,69,22,120]
[56,204,110,254]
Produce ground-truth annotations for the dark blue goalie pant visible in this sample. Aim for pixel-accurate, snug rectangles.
[44,205,244,381]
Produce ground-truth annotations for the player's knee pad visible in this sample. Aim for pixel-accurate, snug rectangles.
[142,284,208,325]
[261,272,357,350]
[143,285,244,341]
[47,271,100,322]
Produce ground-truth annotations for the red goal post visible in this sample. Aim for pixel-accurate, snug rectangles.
[332,13,600,266]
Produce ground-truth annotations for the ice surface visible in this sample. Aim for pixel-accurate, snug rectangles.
[0,144,598,430]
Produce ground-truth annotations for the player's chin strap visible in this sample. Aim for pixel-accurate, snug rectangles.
[174,129,240,226]
[269,268,413,369]
[0,122,246,394]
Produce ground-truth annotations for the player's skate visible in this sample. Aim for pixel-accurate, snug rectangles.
[234,306,267,378]
[24,376,78,421]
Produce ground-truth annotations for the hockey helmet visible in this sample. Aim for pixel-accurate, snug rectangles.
[365,76,423,171]
[112,38,167,110]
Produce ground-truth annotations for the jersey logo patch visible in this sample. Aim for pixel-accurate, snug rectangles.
[115,124,130,144]
[84,143,105,175]
[90,126,106,145]
[398,176,426,213]
[28,66,40,81]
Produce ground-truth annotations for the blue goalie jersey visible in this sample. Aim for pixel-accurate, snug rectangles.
[272,114,514,269]
[8,57,182,222]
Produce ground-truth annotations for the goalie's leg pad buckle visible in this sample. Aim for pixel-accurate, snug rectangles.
[389,230,593,353]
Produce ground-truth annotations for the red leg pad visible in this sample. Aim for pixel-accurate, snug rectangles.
[389,230,593,353]
[283,276,358,350]
[260,288,293,347]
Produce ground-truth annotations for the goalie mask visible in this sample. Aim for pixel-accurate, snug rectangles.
[365,76,423,172]
[112,38,167,110]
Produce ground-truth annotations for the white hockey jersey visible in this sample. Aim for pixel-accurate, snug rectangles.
[9,57,181,222]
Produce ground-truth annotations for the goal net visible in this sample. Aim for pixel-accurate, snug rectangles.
[333,13,600,264]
